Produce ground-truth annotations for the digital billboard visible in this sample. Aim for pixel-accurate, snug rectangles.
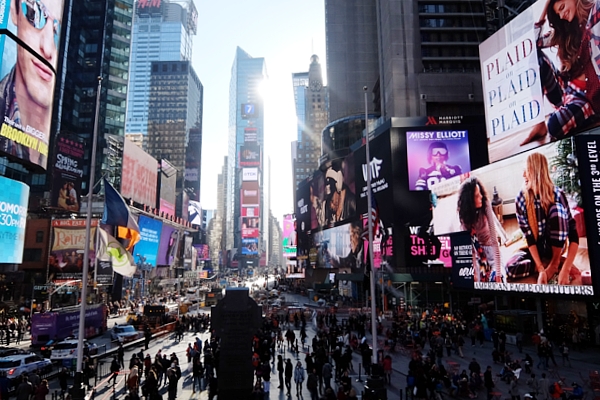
[159,159,177,216]
[240,144,260,167]
[194,244,210,261]
[432,136,594,295]
[51,136,84,212]
[121,137,158,206]
[406,130,470,191]
[184,128,201,202]
[0,176,28,263]
[133,216,162,268]
[244,127,258,142]
[282,214,297,258]
[312,222,365,272]
[242,167,258,181]
[241,103,257,119]
[49,219,97,280]
[241,181,259,207]
[241,238,258,255]
[156,224,178,266]
[241,207,259,238]
[479,0,594,163]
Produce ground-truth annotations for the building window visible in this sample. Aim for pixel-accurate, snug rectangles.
[22,248,42,262]
[35,231,44,243]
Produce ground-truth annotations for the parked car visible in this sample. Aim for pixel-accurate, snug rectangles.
[0,353,52,379]
[50,338,98,361]
[110,325,141,343]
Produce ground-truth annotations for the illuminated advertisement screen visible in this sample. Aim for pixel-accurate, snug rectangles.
[244,127,258,142]
[0,176,28,263]
[156,224,179,266]
[432,136,594,295]
[184,128,201,201]
[159,159,177,216]
[282,214,296,258]
[121,137,158,206]
[311,222,365,272]
[240,144,260,167]
[241,238,258,255]
[241,207,259,238]
[51,136,84,212]
[194,244,210,261]
[242,167,258,181]
[479,0,592,163]
[406,130,471,191]
[241,181,259,207]
[133,215,163,268]
[49,219,97,280]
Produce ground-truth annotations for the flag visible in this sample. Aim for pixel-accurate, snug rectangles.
[362,190,380,239]
[102,178,140,251]
[97,227,137,277]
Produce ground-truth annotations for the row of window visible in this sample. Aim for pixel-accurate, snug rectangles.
[421,46,479,57]
[421,31,483,43]
[418,3,484,14]
[420,18,485,28]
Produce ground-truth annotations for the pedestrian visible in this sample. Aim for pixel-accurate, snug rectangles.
[33,379,49,400]
[484,366,495,400]
[127,366,139,394]
[15,376,33,400]
[382,355,392,385]
[560,342,571,367]
[118,343,125,369]
[510,375,521,400]
[277,355,284,389]
[294,361,305,397]
[58,367,68,395]
[307,368,319,400]
[322,360,333,391]
[110,356,121,385]
[192,355,203,393]
[539,373,550,400]
[516,332,524,353]
[285,358,293,396]
[167,364,180,400]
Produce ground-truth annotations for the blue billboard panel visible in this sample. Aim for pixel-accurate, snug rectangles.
[134,215,163,268]
[241,238,258,255]
[0,176,28,263]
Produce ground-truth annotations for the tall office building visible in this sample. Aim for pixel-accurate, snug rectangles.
[291,55,329,204]
[226,47,267,270]
[125,0,197,137]
[146,60,203,217]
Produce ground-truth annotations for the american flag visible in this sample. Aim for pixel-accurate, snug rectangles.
[363,189,380,239]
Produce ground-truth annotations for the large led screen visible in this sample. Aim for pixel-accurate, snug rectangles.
[241,181,259,207]
[406,130,471,191]
[49,219,97,280]
[121,137,158,206]
[240,144,260,167]
[282,214,297,258]
[241,238,258,255]
[51,136,84,212]
[0,176,28,263]
[310,222,366,273]
[133,215,163,268]
[432,137,594,295]
[479,0,598,163]
[156,224,179,266]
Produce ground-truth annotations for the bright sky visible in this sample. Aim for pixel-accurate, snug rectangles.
[192,0,326,225]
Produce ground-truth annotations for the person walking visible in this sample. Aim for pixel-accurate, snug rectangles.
[539,373,550,400]
[277,355,284,389]
[294,361,305,397]
[118,343,125,369]
[285,358,293,396]
[307,368,319,400]
[322,360,333,391]
[484,366,495,400]
[510,375,521,400]
[559,342,572,367]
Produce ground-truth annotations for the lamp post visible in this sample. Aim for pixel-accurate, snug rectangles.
[364,86,378,368]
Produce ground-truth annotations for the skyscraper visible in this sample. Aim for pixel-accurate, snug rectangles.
[226,47,267,270]
[125,0,198,138]
[146,60,203,217]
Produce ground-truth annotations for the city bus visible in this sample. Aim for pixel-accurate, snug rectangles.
[30,304,108,346]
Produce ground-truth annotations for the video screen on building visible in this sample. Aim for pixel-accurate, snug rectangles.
[406,130,471,191]
[156,225,179,266]
[241,238,258,255]
[432,137,594,295]
[122,137,158,206]
[49,219,97,280]
[51,136,84,212]
[282,214,297,258]
[479,0,594,163]
[133,215,163,268]
[0,176,28,263]
[240,144,261,167]
[241,181,259,207]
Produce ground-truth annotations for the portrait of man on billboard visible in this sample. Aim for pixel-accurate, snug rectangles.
[324,161,356,225]
[0,0,64,169]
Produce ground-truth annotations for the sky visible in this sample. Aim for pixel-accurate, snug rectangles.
[192,1,327,225]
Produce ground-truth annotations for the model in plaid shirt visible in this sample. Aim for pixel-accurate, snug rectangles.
[521,0,600,146]
[515,153,580,285]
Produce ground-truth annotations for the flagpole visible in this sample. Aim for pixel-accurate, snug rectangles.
[94,219,100,300]
[75,76,102,394]
[364,86,377,369]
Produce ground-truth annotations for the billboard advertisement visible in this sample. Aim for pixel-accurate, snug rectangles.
[241,206,259,238]
[241,181,259,207]
[133,215,163,269]
[51,136,84,212]
[0,176,28,263]
[432,136,593,295]
[311,222,367,272]
[49,219,97,280]
[240,144,260,167]
[159,159,177,216]
[241,103,257,119]
[121,137,158,206]
[282,214,297,258]
[242,167,258,181]
[244,127,258,142]
[479,0,595,163]
[156,224,179,266]
[241,238,258,255]
[194,244,210,261]
[184,128,201,202]
[183,235,193,268]
[404,225,452,267]
[406,130,470,191]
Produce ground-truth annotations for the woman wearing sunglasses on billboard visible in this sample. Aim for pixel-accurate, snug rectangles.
[515,152,581,285]
[522,0,600,145]
[457,177,506,283]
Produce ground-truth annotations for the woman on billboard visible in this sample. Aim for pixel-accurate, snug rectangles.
[457,177,505,283]
[515,152,581,285]
[522,0,600,145]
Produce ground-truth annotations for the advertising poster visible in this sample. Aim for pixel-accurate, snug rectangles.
[184,128,201,201]
[51,136,84,212]
[404,225,451,267]
[244,127,258,143]
[241,181,259,207]
[183,235,193,268]
[450,232,475,289]
[240,144,261,167]
[241,238,258,255]
[282,214,297,258]
[295,180,311,262]
[479,0,592,163]
[431,137,594,295]
[241,103,256,119]
[95,260,113,285]
[406,130,470,191]
[133,215,163,268]
[194,244,210,261]
[242,167,258,181]
[0,176,28,263]
[156,224,178,266]
[49,219,97,280]
[312,222,365,272]
[159,159,177,216]
[121,137,158,206]
[241,214,259,238]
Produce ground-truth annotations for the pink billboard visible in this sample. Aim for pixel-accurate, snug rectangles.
[121,137,158,206]
[282,214,297,258]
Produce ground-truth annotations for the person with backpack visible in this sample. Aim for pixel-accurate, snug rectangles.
[167,364,180,400]
[559,342,571,367]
